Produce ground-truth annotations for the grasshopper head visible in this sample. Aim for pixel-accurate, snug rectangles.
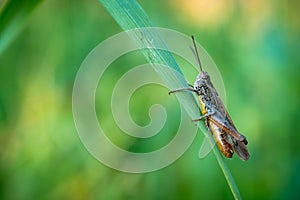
[194,71,211,94]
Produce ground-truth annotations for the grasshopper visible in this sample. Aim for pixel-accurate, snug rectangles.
[169,36,250,160]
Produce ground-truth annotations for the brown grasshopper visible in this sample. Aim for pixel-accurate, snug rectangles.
[169,36,250,160]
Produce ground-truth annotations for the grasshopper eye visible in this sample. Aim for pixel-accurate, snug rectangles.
[194,83,200,90]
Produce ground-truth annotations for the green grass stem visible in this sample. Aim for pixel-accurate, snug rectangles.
[99,0,242,199]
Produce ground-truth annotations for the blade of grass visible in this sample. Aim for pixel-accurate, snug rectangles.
[0,0,43,55]
[99,0,241,199]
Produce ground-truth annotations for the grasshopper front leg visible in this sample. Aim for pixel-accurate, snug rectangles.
[168,87,197,95]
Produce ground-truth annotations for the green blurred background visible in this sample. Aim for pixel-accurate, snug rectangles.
[0,0,299,199]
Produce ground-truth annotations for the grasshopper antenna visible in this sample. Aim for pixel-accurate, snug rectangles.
[191,35,203,73]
